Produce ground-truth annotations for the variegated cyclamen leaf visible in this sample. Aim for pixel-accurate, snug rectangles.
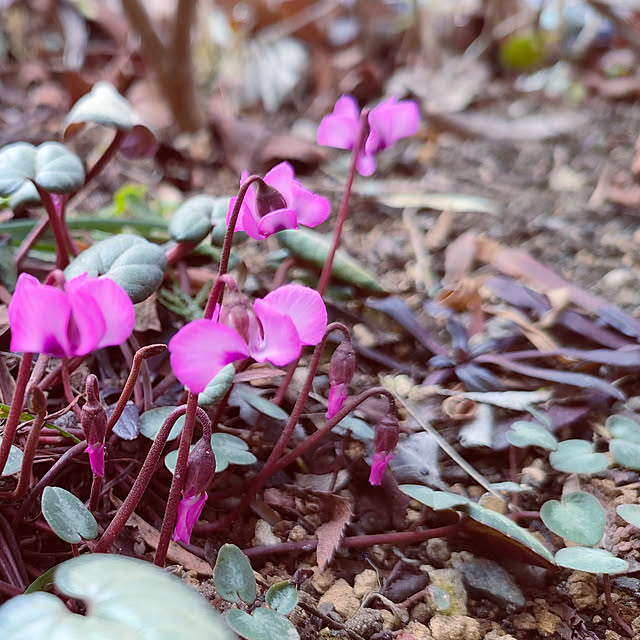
[169,195,219,243]
[65,234,166,303]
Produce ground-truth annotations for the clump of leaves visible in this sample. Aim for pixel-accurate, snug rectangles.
[214,543,300,640]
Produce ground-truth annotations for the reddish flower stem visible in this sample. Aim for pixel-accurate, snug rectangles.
[196,384,395,534]
[11,387,47,500]
[0,352,33,477]
[61,360,82,421]
[316,108,369,296]
[243,517,463,559]
[603,573,633,638]
[38,356,84,391]
[34,186,71,270]
[107,344,167,433]
[95,405,207,553]
[83,130,126,186]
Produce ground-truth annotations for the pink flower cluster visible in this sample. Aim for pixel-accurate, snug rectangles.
[169,284,327,393]
[9,272,134,358]
[317,95,420,176]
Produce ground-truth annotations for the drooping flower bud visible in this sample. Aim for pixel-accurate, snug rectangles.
[218,282,255,344]
[255,179,288,218]
[327,338,357,419]
[81,375,107,477]
[173,435,216,545]
[369,411,400,486]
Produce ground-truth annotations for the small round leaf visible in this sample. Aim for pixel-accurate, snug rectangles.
[540,492,605,546]
[506,421,558,451]
[41,487,98,544]
[198,364,235,407]
[549,439,609,474]
[64,82,157,158]
[226,607,299,640]
[609,439,640,471]
[139,406,185,441]
[616,504,640,528]
[0,554,233,639]
[214,543,257,605]
[265,581,298,616]
[235,387,289,421]
[64,234,167,303]
[606,414,640,443]
[554,547,629,574]
[0,436,23,476]
[210,433,257,467]
[168,195,217,243]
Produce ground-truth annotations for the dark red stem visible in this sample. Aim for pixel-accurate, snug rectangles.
[603,573,633,637]
[316,108,369,296]
[0,352,33,477]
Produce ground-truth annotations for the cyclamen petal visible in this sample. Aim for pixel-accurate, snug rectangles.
[168,320,249,393]
[367,97,420,152]
[86,442,105,478]
[261,285,327,345]
[327,382,347,420]
[250,299,302,366]
[174,490,207,545]
[8,272,135,358]
[369,451,393,486]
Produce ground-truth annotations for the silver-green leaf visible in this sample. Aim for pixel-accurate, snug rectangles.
[41,487,98,544]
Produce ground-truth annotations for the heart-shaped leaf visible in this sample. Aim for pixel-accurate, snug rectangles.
[606,414,640,442]
[198,364,236,407]
[609,439,640,471]
[277,228,384,293]
[0,142,85,207]
[607,414,640,470]
[461,502,556,568]
[540,492,605,546]
[64,82,158,158]
[549,439,609,474]
[139,406,186,442]
[554,547,628,574]
[41,487,98,544]
[168,195,219,243]
[400,485,470,511]
[0,554,233,639]
[214,543,257,605]
[265,581,298,616]
[616,504,640,528]
[226,607,299,640]
[506,421,558,451]
[0,436,23,477]
[64,234,167,303]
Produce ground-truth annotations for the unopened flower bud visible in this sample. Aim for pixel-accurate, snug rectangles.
[219,285,254,343]
[369,411,400,486]
[184,436,216,497]
[82,375,107,477]
[255,179,288,218]
[327,339,357,419]
[174,436,216,545]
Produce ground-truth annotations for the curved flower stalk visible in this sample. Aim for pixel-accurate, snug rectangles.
[169,283,327,393]
[226,162,330,240]
[8,272,135,357]
[317,95,420,176]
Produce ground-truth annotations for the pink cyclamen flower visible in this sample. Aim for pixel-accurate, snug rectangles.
[8,272,135,358]
[317,95,420,176]
[227,162,330,240]
[169,284,327,393]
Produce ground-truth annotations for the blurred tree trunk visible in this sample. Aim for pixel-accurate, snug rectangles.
[122,0,204,131]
